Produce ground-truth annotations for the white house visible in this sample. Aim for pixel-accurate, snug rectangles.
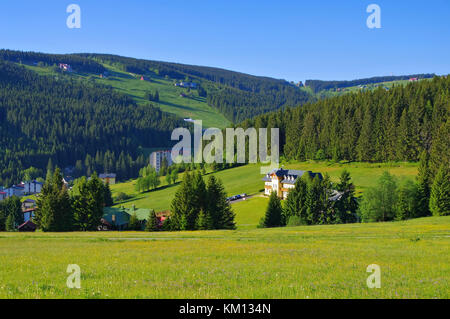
[23,180,43,195]
[262,168,323,199]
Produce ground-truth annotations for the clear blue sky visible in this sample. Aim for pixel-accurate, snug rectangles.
[0,0,449,81]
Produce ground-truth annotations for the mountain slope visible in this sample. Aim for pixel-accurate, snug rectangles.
[0,60,183,185]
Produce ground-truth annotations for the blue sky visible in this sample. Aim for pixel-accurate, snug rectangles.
[0,0,449,81]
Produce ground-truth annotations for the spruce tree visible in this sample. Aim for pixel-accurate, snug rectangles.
[259,192,283,228]
[6,213,16,232]
[206,175,235,230]
[416,150,431,217]
[170,172,194,230]
[196,209,214,230]
[429,165,450,216]
[128,212,141,230]
[34,168,73,232]
[334,170,358,223]
[103,182,114,207]
[396,180,418,220]
[283,175,308,225]
[306,175,323,225]
[145,210,159,232]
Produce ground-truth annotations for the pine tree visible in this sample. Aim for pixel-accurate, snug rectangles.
[5,196,23,227]
[128,212,141,230]
[103,182,114,207]
[71,173,105,231]
[283,175,308,225]
[334,170,358,223]
[306,175,323,225]
[416,150,431,217]
[206,175,235,229]
[429,121,449,177]
[145,210,159,232]
[259,192,283,228]
[35,168,73,232]
[357,106,374,162]
[429,165,450,216]
[396,180,418,220]
[196,209,214,230]
[6,213,16,232]
[170,172,195,230]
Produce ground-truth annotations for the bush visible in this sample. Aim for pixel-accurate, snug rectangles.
[114,192,131,203]
[286,215,307,227]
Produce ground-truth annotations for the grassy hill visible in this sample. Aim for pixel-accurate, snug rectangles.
[110,161,419,228]
[22,63,230,128]
[1,216,448,298]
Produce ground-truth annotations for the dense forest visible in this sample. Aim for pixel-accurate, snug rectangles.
[0,49,105,74]
[241,76,449,176]
[0,60,183,185]
[75,53,314,123]
[305,74,435,93]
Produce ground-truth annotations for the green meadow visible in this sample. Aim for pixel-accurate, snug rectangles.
[111,161,419,221]
[0,216,448,298]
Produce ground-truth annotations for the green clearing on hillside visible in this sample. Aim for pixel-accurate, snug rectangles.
[110,161,419,221]
[22,63,230,128]
[0,216,448,298]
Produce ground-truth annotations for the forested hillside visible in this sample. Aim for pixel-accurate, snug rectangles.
[74,53,314,122]
[241,76,449,175]
[0,60,183,185]
[0,49,105,74]
[305,74,435,93]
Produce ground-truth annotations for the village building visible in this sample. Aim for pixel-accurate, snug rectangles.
[263,168,323,199]
[150,150,173,173]
[23,180,43,194]
[4,185,25,198]
[0,191,6,201]
[59,63,72,72]
[99,173,116,185]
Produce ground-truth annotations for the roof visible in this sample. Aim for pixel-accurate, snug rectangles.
[18,220,37,230]
[23,199,36,203]
[103,207,130,226]
[24,180,43,185]
[99,173,116,179]
[262,168,323,183]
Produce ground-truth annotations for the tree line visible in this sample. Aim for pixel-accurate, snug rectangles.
[305,74,435,93]
[32,168,113,232]
[168,171,236,231]
[260,170,358,228]
[261,156,449,229]
[240,76,449,175]
[0,49,105,74]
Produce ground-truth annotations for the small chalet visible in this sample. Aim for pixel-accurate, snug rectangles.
[0,191,6,201]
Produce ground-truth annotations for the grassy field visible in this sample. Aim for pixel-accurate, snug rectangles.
[110,161,419,218]
[22,63,230,128]
[0,216,448,298]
